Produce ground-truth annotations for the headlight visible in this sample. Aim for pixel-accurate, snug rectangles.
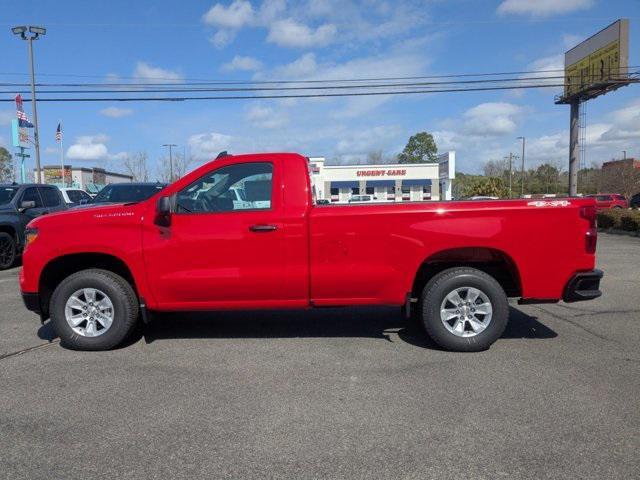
[24,228,38,248]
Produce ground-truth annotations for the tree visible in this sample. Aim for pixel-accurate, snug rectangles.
[462,176,509,198]
[483,158,510,178]
[158,153,195,182]
[0,147,13,183]
[366,150,385,164]
[600,161,640,198]
[122,151,149,182]
[397,132,438,163]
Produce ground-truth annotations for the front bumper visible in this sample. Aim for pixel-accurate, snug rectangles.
[22,292,42,314]
[563,269,603,302]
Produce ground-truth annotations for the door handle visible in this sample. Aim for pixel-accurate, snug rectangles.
[249,224,278,232]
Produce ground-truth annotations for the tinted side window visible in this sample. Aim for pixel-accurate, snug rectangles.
[67,190,91,203]
[21,187,43,208]
[177,162,273,214]
[40,187,63,207]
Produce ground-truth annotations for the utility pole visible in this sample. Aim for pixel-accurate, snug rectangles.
[505,153,513,199]
[12,26,46,183]
[162,144,177,182]
[568,101,580,196]
[517,136,525,197]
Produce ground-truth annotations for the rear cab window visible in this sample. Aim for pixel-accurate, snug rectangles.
[0,187,19,205]
[39,187,63,207]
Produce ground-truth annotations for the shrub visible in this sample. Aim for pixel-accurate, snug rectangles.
[620,214,640,232]
[598,209,640,233]
[597,211,617,229]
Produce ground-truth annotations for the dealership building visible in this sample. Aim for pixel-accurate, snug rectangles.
[34,165,133,194]
[309,152,455,203]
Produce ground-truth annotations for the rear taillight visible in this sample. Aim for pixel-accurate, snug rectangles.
[580,205,597,254]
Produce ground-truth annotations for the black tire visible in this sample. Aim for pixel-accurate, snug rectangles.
[419,267,509,352]
[50,269,139,350]
[0,232,16,270]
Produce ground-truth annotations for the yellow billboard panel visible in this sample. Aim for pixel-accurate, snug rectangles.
[565,40,621,96]
[563,19,629,100]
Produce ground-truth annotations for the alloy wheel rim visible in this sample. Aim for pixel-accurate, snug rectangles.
[0,237,14,267]
[64,288,115,337]
[440,286,493,338]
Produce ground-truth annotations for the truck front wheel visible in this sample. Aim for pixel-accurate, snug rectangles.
[50,269,139,350]
[420,267,509,352]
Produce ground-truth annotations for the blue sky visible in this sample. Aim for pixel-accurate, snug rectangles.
[1,0,639,177]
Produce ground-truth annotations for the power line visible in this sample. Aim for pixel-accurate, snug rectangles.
[0,66,637,85]
[0,82,571,102]
[1,73,636,96]
[2,75,637,98]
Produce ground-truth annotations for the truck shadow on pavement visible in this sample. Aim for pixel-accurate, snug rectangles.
[137,306,556,351]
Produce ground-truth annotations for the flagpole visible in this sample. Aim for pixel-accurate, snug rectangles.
[58,121,65,186]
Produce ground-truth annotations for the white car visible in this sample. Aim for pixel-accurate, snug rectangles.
[59,187,93,206]
[349,195,373,203]
[468,195,500,201]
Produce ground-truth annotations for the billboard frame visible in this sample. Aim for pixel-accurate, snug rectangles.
[555,19,630,104]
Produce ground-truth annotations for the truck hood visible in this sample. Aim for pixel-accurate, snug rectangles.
[28,202,143,229]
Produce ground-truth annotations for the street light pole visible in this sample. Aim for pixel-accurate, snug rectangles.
[27,35,42,183]
[12,26,46,183]
[162,144,177,182]
[517,136,525,197]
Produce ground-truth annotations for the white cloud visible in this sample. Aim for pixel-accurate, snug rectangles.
[133,62,184,83]
[0,111,14,126]
[201,0,429,49]
[246,104,288,129]
[222,55,263,72]
[202,0,254,28]
[210,30,236,49]
[267,18,337,48]
[463,102,522,136]
[188,132,234,160]
[67,134,125,162]
[497,0,594,17]
[336,125,402,156]
[271,53,319,78]
[100,107,133,118]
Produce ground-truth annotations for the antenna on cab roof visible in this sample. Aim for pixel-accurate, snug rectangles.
[216,151,229,159]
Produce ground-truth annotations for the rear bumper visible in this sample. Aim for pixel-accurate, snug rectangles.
[22,292,42,314]
[563,269,603,303]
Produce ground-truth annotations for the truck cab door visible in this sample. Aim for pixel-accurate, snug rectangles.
[18,187,48,220]
[142,159,287,309]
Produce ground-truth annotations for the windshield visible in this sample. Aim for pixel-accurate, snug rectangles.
[93,184,165,203]
[0,187,19,205]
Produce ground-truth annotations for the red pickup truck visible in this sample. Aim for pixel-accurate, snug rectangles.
[20,152,602,352]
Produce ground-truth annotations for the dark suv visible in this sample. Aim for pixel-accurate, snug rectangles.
[0,184,67,269]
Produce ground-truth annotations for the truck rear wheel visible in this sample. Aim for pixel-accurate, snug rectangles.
[0,232,16,270]
[420,267,508,352]
[50,269,139,350]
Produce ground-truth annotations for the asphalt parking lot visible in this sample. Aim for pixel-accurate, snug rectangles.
[0,233,638,479]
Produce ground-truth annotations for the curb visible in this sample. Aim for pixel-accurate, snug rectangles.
[598,228,640,238]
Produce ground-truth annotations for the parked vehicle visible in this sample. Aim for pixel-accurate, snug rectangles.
[0,183,66,270]
[59,187,93,206]
[349,195,373,203]
[77,182,167,207]
[629,193,640,209]
[469,196,500,201]
[21,153,602,352]
[586,193,628,210]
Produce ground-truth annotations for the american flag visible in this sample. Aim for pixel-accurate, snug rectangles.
[56,123,62,142]
[15,94,34,128]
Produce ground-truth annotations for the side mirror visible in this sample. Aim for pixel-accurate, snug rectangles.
[155,196,172,227]
[79,198,90,205]
[19,200,36,213]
